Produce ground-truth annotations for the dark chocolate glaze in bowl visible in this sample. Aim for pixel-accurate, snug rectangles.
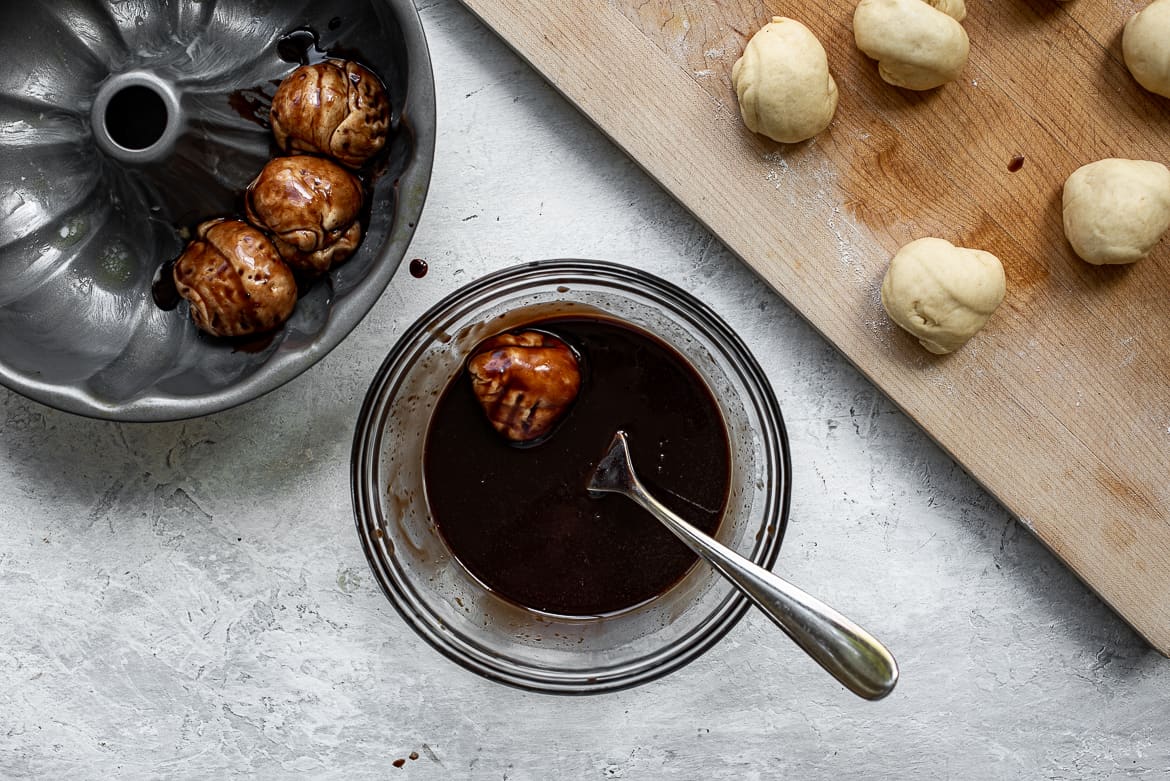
[425,317,731,617]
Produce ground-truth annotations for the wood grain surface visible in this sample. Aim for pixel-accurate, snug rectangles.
[458,0,1170,653]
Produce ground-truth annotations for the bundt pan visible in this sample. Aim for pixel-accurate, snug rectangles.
[0,0,435,420]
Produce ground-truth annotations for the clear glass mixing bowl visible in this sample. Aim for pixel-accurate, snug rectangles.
[351,260,790,693]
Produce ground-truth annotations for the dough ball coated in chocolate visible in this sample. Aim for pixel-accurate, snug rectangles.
[467,331,582,443]
[270,60,391,169]
[174,219,297,337]
[246,155,364,274]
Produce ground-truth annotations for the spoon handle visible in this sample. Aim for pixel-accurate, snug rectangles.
[624,479,899,700]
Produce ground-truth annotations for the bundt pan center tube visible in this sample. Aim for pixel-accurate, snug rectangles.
[91,70,183,163]
[0,0,436,421]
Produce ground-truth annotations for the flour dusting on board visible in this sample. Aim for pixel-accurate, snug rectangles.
[760,146,910,362]
[761,147,888,330]
[1119,335,1137,369]
[661,13,694,64]
[760,148,873,280]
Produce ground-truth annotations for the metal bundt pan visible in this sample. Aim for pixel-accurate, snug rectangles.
[0,0,435,420]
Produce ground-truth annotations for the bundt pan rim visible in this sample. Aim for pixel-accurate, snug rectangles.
[0,0,436,422]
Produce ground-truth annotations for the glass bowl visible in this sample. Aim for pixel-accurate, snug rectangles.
[0,0,435,420]
[351,260,791,693]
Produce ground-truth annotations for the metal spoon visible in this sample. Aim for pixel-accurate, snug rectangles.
[587,431,899,700]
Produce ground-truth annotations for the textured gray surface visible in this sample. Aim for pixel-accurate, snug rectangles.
[1,1,1168,777]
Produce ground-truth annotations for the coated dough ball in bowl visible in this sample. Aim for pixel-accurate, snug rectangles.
[731,17,838,144]
[853,0,969,90]
[1062,158,1170,265]
[881,237,1005,355]
[1123,0,1170,98]
[174,219,298,338]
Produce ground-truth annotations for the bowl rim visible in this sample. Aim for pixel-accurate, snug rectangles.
[0,0,437,422]
[351,259,793,694]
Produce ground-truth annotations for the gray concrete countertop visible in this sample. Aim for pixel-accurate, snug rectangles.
[2,1,1168,777]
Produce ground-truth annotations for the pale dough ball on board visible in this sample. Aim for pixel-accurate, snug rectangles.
[731,17,838,144]
[1062,158,1170,265]
[881,237,1006,354]
[1123,0,1170,99]
[853,0,969,90]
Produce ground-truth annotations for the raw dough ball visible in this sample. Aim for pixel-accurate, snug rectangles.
[245,155,365,274]
[853,0,970,90]
[1062,158,1170,265]
[270,59,391,169]
[1123,0,1170,99]
[731,17,838,144]
[174,219,297,337]
[881,237,1005,354]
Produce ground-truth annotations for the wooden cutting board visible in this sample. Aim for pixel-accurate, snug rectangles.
[458,0,1170,653]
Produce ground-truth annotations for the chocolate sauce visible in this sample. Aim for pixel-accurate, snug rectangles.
[276,28,327,66]
[151,259,180,310]
[424,317,731,616]
[408,258,428,278]
[229,331,278,354]
[189,328,279,353]
[226,86,274,127]
[277,26,374,68]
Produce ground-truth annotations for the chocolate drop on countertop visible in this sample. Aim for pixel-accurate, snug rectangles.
[1008,155,1025,172]
[408,258,428,278]
[424,317,732,617]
